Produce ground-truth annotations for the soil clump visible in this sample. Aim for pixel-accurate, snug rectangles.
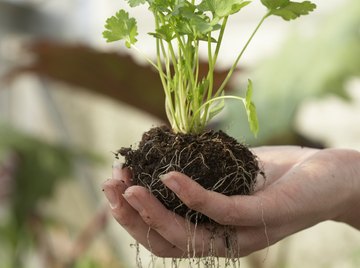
[118,126,260,223]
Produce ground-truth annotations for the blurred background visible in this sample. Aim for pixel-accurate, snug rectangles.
[0,0,359,267]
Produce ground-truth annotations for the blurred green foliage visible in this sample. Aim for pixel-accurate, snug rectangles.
[226,0,360,145]
[0,125,73,222]
[73,258,103,268]
[0,124,79,267]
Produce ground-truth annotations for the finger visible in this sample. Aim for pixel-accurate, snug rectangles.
[122,184,287,258]
[112,162,133,186]
[123,185,229,257]
[102,179,183,257]
[160,171,274,226]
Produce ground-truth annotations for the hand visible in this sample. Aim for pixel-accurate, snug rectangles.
[102,146,360,257]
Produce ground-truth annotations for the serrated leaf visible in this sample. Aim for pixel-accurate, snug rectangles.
[127,0,146,7]
[171,2,216,37]
[149,0,175,12]
[103,10,138,48]
[261,0,316,21]
[173,1,196,17]
[197,0,211,12]
[245,79,259,136]
[191,16,213,35]
[229,1,251,15]
[272,1,316,20]
[148,24,175,41]
[177,20,193,35]
[204,0,250,18]
[260,0,288,9]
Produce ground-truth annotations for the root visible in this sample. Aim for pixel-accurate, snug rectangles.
[131,241,142,268]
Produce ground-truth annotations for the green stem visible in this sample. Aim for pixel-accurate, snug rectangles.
[176,34,196,90]
[131,45,159,71]
[201,16,228,127]
[154,13,177,130]
[212,16,228,65]
[167,41,184,130]
[190,95,246,132]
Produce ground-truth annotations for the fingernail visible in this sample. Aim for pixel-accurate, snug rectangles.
[123,189,143,212]
[103,187,119,209]
[159,173,180,193]
[112,160,123,169]
[112,161,124,179]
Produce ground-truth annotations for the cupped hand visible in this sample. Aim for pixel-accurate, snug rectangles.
[102,146,360,257]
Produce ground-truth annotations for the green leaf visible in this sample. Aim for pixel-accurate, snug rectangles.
[261,0,317,21]
[103,10,138,48]
[229,1,251,15]
[148,0,174,12]
[171,2,216,38]
[197,0,211,12]
[176,20,193,35]
[191,16,214,35]
[148,24,175,41]
[272,1,316,20]
[260,0,288,9]
[173,1,196,17]
[127,0,146,7]
[202,0,250,18]
[245,79,259,136]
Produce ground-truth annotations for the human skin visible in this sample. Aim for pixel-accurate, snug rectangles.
[102,146,360,258]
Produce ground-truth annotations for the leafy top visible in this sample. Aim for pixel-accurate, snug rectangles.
[103,0,316,134]
[127,0,146,7]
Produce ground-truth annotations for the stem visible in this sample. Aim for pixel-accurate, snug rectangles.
[191,39,201,131]
[131,45,159,71]
[212,16,228,65]
[200,32,214,129]
[216,13,270,97]
[154,13,177,130]
[190,95,246,131]
[176,34,196,92]
[168,40,185,131]
[201,16,228,127]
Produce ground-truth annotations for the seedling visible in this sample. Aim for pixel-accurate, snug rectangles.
[103,0,316,265]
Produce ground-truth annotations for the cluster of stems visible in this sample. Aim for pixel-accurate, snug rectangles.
[150,10,269,134]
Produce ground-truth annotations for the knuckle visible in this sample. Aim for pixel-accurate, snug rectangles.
[177,182,209,211]
[111,207,134,227]
[184,194,205,211]
[216,212,237,225]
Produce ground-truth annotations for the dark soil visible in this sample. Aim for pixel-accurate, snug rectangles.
[118,126,260,224]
